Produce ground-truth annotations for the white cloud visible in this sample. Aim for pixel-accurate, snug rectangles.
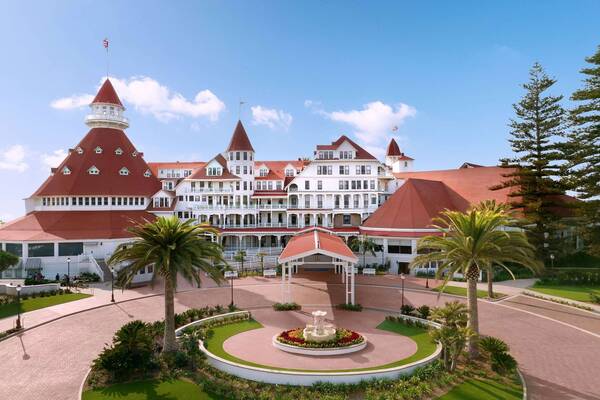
[41,149,67,169]
[251,105,293,131]
[324,101,416,145]
[51,76,226,122]
[51,94,94,110]
[0,145,28,172]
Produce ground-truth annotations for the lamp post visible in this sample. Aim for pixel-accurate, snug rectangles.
[230,274,234,308]
[66,257,71,289]
[109,266,115,303]
[400,273,406,309]
[425,264,430,289]
[15,285,22,330]
[550,254,555,268]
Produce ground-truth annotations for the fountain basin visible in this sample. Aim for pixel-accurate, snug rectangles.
[272,333,368,356]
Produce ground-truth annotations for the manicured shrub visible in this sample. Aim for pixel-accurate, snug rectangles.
[400,304,415,315]
[272,302,301,311]
[79,272,101,282]
[337,303,363,312]
[590,292,600,304]
[416,305,431,319]
[490,351,517,374]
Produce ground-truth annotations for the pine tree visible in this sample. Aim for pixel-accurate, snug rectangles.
[494,63,566,261]
[561,46,600,255]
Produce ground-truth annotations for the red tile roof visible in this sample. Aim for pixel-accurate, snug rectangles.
[387,138,402,156]
[255,160,306,180]
[33,127,162,197]
[279,228,357,263]
[316,135,376,160]
[362,179,470,231]
[92,79,123,107]
[0,211,155,241]
[187,154,240,181]
[147,161,205,176]
[226,120,254,152]
[393,166,516,205]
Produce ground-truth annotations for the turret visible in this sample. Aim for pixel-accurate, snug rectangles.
[85,79,129,130]
[385,138,414,172]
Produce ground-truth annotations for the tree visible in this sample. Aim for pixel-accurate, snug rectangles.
[108,216,225,353]
[494,62,566,261]
[256,252,267,274]
[429,301,473,371]
[0,250,19,273]
[234,250,247,275]
[349,236,377,267]
[561,46,600,255]
[410,204,542,358]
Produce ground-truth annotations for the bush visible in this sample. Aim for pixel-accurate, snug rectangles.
[479,336,509,355]
[401,304,415,315]
[490,351,517,374]
[80,272,101,283]
[590,293,600,304]
[539,269,600,285]
[272,302,301,311]
[337,303,363,312]
[416,305,431,319]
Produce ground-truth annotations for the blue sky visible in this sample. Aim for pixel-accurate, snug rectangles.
[0,1,599,220]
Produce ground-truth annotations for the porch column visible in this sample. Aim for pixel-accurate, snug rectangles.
[350,262,356,305]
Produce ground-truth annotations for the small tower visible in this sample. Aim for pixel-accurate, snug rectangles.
[85,79,129,130]
[385,138,414,172]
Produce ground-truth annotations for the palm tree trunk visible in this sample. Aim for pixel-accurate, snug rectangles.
[487,269,494,299]
[467,276,480,359]
[163,276,177,353]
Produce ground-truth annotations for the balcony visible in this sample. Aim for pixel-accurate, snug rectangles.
[85,113,129,129]
[185,187,234,194]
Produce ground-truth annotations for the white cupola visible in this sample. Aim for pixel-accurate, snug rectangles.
[85,79,129,130]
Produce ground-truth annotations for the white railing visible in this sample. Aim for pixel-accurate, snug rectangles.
[88,254,105,282]
[185,188,234,194]
[85,114,129,124]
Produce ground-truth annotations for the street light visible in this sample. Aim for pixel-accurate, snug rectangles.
[400,273,406,309]
[425,264,430,289]
[229,274,234,308]
[550,254,555,268]
[15,285,22,330]
[109,266,115,303]
[66,257,71,288]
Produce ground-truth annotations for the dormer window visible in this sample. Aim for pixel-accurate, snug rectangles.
[115,147,123,155]
[94,146,103,154]
[119,167,130,176]
[88,166,100,175]
[76,146,84,155]
[132,151,138,157]
[285,168,294,177]
[62,166,71,175]
[144,169,152,177]
[207,167,221,176]
[259,168,268,177]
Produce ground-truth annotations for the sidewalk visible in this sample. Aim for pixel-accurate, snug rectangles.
[441,278,538,296]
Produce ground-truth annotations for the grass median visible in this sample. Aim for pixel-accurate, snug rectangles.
[0,292,92,319]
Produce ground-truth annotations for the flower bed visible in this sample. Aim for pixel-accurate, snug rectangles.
[276,327,364,348]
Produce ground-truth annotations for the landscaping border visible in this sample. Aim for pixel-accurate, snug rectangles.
[271,333,368,355]
[181,311,442,386]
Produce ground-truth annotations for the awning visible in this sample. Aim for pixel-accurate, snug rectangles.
[278,228,357,264]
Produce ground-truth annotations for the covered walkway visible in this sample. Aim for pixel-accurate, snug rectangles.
[277,227,358,304]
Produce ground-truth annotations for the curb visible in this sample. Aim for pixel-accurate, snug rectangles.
[517,368,528,400]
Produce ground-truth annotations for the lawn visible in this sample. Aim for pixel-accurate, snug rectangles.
[0,293,91,319]
[204,318,438,372]
[82,378,216,400]
[438,376,523,400]
[530,284,600,303]
[433,285,505,299]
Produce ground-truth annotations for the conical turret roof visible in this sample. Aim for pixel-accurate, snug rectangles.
[386,138,402,156]
[226,120,254,152]
[92,79,123,107]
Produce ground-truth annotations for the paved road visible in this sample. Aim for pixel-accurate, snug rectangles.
[0,274,599,400]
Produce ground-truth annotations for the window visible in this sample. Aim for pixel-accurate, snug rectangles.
[119,167,130,176]
[285,168,294,177]
[75,146,84,155]
[144,169,152,177]
[236,166,241,174]
[370,180,375,190]
[62,166,71,175]
[317,180,322,190]
[132,151,138,157]
[94,146,103,154]
[104,197,109,205]
[317,194,323,208]
[5,243,22,257]
[356,165,371,175]
[339,150,354,159]
[28,243,54,257]
[229,152,233,160]
[207,167,221,176]
[259,168,268,177]
[342,215,351,225]
[243,152,247,160]
[58,242,83,256]
[304,195,311,208]
[339,165,350,175]
[88,166,99,175]
[115,147,123,155]
[243,166,248,175]
[318,150,334,160]
[236,152,240,160]
[304,180,310,190]
[276,181,282,190]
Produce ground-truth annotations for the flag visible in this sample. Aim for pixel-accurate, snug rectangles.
[103,38,109,49]
[392,125,399,132]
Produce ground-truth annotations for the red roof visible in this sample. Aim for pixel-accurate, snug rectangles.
[92,79,123,107]
[279,228,357,263]
[0,211,155,241]
[33,128,162,197]
[316,135,376,160]
[147,161,205,176]
[255,160,306,181]
[387,138,402,156]
[394,166,516,205]
[188,154,240,181]
[226,120,254,152]
[362,179,470,231]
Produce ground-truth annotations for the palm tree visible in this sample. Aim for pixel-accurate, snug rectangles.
[108,216,225,353]
[410,202,542,358]
[234,250,247,275]
[350,236,377,267]
[256,251,267,274]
